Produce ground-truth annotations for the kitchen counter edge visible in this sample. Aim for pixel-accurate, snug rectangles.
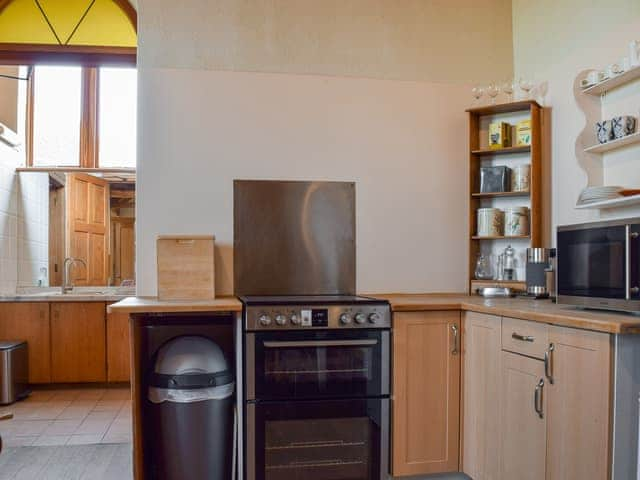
[107,296,243,314]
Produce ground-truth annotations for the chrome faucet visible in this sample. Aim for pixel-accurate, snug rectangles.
[62,257,87,294]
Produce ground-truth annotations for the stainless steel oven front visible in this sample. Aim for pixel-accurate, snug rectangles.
[244,327,391,480]
[557,217,640,312]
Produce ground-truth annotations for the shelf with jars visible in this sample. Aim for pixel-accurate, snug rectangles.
[466,100,544,294]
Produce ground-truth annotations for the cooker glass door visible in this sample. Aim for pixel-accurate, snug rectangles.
[557,225,627,298]
[247,398,388,480]
[247,330,389,400]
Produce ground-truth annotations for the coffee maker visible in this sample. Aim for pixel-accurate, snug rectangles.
[526,248,554,298]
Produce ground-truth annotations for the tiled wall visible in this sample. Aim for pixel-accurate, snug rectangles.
[0,142,20,294]
[17,172,49,287]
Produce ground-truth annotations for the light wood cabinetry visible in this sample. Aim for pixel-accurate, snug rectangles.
[500,351,547,480]
[0,303,51,383]
[546,325,611,480]
[501,316,549,360]
[51,302,106,383]
[106,308,131,382]
[462,311,501,480]
[392,311,461,477]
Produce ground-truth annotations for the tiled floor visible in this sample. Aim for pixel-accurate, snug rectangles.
[0,387,131,448]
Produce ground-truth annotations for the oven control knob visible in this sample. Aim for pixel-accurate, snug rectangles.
[354,313,366,325]
[259,314,272,327]
[275,314,287,326]
[290,314,301,325]
[368,312,381,324]
[631,286,640,295]
[340,313,352,325]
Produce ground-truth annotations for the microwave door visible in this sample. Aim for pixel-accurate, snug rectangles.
[558,225,627,300]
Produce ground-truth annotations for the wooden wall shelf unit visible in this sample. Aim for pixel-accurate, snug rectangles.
[467,100,543,294]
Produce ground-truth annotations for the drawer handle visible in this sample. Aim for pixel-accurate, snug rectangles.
[512,332,534,342]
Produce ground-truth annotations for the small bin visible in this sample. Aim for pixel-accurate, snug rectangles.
[0,341,30,405]
[148,336,235,480]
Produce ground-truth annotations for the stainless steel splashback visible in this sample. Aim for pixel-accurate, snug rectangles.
[234,180,355,296]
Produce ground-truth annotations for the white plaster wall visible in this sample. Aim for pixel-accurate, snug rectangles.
[136,0,516,296]
[512,0,640,233]
[137,68,470,295]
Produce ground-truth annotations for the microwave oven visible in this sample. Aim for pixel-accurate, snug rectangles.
[557,218,640,313]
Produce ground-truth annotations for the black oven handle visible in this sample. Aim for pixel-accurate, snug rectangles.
[262,339,378,348]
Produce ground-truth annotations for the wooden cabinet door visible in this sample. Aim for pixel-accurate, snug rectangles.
[500,352,547,480]
[111,218,135,286]
[66,173,109,286]
[546,326,611,480]
[0,303,51,383]
[106,307,130,382]
[51,302,106,382]
[462,311,501,480]
[392,311,461,476]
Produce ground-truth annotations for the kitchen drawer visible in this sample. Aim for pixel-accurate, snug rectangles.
[501,317,549,360]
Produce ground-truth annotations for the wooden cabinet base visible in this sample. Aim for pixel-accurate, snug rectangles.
[392,311,461,476]
[51,302,107,383]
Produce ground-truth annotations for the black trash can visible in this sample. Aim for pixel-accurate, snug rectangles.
[148,336,235,480]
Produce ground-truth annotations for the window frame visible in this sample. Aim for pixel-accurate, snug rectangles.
[26,65,135,169]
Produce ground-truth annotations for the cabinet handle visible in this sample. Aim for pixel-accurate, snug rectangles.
[512,332,534,342]
[534,378,544,419]
[544,343,555,384]
[450,324,459,355]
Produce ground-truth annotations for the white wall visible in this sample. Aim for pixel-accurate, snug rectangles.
[136,1,515,296]
[513,0,640,232]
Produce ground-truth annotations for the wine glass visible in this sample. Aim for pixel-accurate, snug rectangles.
[487,83,500,105]
[519,78,534,100]
[501,80,514,102]
[471,86,485,105]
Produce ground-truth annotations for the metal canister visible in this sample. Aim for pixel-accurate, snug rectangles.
[477,208,504,237]
[511,164,531,192]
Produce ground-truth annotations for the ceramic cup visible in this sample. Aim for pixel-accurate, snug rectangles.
[606,63,623,78]
[612,116,637,139]
[587,70,601,84]
[596,120,614,144]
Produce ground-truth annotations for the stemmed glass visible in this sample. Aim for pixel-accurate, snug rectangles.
[487,83,500,105]
[501,80,514,102]
[471,86,485,105]
[518,78,534,100]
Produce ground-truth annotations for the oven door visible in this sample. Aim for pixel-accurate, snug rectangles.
[557,224,628,301]
[246,330,390,401]
[246,398,389,480]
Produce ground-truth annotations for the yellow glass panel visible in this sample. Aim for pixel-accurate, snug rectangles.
[0,0,58,43]
[0,0,136,47]
[67,0,136,47]
[38,0,95,44]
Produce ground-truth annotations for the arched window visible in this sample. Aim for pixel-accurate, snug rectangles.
[0,0,136,65]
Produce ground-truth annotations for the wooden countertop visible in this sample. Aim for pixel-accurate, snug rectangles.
[107,296,242,314]
[378,294,640,334]
[107,294,640,334]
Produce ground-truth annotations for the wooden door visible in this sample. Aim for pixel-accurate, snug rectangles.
[462,311,501,480]
[111,217,135,286]
[50,302,106,382]
[0,303,51,383]
[66,173,109,286]
[546,326,611,480]
[392,311,461,476]
[501,352,547,480]
[106,307,130,382]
